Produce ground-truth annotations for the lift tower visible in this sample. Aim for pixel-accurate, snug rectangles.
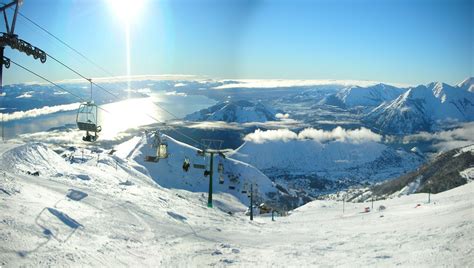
[0,0,46,141]
[0,0,47,86]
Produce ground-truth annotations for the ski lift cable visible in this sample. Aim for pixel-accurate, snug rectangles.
[14,11,185,121]
[12,8,116,78]
[9,59,85,102]
[3,9,208,148]
[7,58,206,147]
[45,52,121,99]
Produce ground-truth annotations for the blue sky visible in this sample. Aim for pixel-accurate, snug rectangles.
[2,0,473,85]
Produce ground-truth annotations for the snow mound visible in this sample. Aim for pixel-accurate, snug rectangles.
[0,143,74,176]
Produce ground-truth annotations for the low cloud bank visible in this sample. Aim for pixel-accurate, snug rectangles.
[275,113,290,119]
[244,126,382,144]
[404,122,474,151]
[165,91,187,97]
[1,102,80,122]
[16,92,33,98]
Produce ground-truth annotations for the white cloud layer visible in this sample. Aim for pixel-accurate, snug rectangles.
[213,79,413,89]
[275,113,290,119]
[1,103,80,122]
[165,91,187,97]
[403,122,474,151]
[16,92,33,98]
[244,126,382,144]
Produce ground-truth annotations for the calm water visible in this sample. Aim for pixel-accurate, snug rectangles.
[1,92,216,140]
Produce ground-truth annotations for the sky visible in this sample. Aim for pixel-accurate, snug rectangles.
[1,0,472,86]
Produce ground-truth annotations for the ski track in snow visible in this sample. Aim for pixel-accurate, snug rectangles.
[0,141,473,267]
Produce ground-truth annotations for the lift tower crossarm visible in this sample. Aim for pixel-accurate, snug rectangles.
[1,0,47,88]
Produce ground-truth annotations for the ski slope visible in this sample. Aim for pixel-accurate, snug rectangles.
[0,141,473,267]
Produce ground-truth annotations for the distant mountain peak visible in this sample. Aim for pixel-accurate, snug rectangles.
[184,100,280,123]
[457,77,474,92]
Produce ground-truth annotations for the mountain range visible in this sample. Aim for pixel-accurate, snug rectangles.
[365,80,474,134]
[184,100,279,123]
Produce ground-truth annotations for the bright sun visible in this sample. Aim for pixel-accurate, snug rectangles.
[108,0,145,23]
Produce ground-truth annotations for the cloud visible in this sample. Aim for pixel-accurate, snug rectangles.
[403,122,474,152]
[53,91,68,95]
[244,127,382,144]
[242,118,307,129]
[244,128,298,143]
[298,127,382,143]
[1,102,80,122]
[16,92,33,98]
[165,91,187,97]
[212,79,413,90]
[125,87,152,94]
[275,113,290,119]
[185,121,243,130]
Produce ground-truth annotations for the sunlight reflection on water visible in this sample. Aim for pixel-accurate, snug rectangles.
[3,92,216,140]
[99,97,162,139]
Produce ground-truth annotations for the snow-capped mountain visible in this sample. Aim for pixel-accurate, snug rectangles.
[116,132,279,204]
[319,83,406,108]
[365,80,474,134]
[458,77,474,92]
[229,138,422,186]
[184,100,279,123]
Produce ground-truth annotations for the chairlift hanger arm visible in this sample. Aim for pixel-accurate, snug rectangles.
[1,0,20,35]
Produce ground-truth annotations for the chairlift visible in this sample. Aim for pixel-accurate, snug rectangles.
[76,101,101,142]
[182,157,190,172]
[218,162,224,184]
[241,182,248,194]
[145,131,168,162]
[218,162,224,174]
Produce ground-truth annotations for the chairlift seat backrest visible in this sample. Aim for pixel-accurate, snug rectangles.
[76,102,101,132]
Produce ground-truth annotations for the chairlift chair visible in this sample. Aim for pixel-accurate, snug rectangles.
[241,182,248,194]
[76,102,101,142]
[218,162,224,184]
[145,131,168,162]
[182,157,190,172]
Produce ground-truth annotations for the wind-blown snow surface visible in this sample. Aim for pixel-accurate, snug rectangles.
[0,142,472,266]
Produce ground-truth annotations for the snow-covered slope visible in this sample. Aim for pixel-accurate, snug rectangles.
[184,100,278,123]
[458,77,474,92]
[117,132,279,204]
[230,139,422,182]
[371,143,474,197]
[0,139,472,266]
[365,81,474,134]
[319,83,406,108]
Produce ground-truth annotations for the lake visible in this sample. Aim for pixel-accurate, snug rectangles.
[1,91,216,140]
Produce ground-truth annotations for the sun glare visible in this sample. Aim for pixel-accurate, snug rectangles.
[107,0,146,94]
[108,0,145,23]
